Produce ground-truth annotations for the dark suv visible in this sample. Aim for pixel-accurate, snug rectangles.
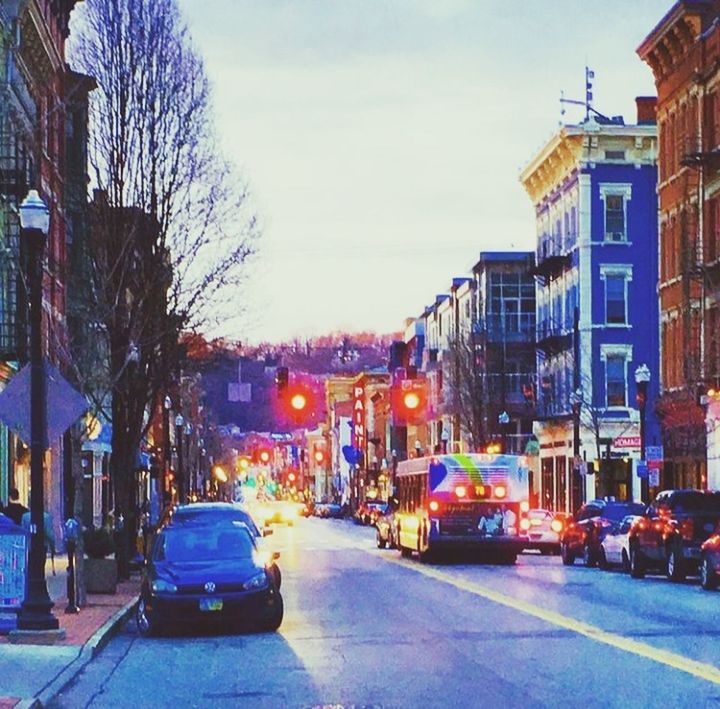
[628,489,720,581]
[561,499,646,567]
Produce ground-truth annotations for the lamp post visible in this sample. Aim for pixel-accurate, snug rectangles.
[175,413,185,504]
[635,364,651,503]
[570,388,582,513]
[16,191,58,631]
[162,396,171,506]
[184,422,192,498]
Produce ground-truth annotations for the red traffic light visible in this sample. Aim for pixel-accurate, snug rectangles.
[287,472,296,483]
[393,379,427,424]
[255,448,271,465]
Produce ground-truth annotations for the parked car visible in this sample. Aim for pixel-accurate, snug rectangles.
[376,500,399,549]
[598,515,641,571]
[137,523,283,636]
[700,525,720,590]
[628,489,720,581]
[519,509,563,555]
[561,499,646,567]
[158,502,280,589]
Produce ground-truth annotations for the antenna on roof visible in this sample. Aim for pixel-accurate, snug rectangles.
[559,66,612,124]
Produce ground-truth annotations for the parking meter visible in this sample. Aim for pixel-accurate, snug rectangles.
[63,518,81,614]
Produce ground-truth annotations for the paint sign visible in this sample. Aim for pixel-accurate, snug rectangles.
[352,383,366,465]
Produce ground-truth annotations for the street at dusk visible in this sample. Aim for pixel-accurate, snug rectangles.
[7,1,720,707]
[50,518,720,708]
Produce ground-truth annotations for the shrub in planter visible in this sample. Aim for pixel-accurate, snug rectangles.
[83,527,117,594]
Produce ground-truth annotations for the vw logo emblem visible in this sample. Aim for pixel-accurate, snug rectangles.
[204,581,216,593]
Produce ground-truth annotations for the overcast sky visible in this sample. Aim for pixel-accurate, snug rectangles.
[173,0,666,344]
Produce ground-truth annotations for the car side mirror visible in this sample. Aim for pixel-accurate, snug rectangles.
[263,527,274,537]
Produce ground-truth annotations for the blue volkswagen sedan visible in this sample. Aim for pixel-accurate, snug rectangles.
[136,523,283,636]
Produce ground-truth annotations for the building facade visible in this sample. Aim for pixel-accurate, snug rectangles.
[520,106,661,511]
[639,0,720,490]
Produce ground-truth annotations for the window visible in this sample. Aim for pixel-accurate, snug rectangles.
[605,195,625,240]
[605,274,626,324]
[606,355,626,407]
[605,150,625,160]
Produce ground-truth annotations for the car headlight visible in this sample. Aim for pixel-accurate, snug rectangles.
[151,578,178,594]
[243,572,269,590]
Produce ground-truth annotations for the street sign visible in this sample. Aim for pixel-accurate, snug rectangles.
[649,468,660,487]
[646,445,663,461]
[613,436,641,449]
[636,462,649,479]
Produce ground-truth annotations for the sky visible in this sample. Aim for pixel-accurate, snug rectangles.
[173,0,667,344]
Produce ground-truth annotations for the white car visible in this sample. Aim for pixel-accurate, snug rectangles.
[519,509,563,554]
[598,515,641,572]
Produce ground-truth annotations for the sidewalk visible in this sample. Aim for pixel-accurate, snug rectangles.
[0,555,139,708]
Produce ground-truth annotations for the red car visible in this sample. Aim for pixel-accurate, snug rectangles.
[700,525,720,590]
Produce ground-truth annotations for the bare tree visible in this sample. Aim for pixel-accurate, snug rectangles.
[443,329,485,451]
[68,0,258,576]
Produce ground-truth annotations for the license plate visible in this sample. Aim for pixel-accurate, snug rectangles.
[199,598,223,612]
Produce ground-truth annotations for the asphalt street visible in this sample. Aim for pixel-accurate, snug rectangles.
[50,517,720,708]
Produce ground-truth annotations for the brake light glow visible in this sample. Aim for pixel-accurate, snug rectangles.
[520,500,530,513]
[520,518,531,531]
[530,518,542,527]
[551,518,563,533]
[429,500,440,512]
[494,485,507,499]
[680,518,694,541]
[455,485,467,498]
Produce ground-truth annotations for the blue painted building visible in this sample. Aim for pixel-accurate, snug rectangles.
[520,100,660,512]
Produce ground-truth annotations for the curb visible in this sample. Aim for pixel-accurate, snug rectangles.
[16,598,137,709]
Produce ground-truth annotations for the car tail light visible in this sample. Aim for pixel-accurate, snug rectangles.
[520,500,530,513]
[494,485,507,499]
[520,518,531,532]
[680,518,694,540]
[429,499,440,513]
[551,518,563,533]
[455,485,467,498]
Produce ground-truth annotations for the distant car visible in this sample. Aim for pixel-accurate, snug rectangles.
[159,502,280,589]
[356,500,386,526]
[257,500,297,526]
[519,509,563,554]
[561,499,646,567]
[598,515,641,572]
[376,502,399,549]
[629,489,720,581]
[137,523,283,636]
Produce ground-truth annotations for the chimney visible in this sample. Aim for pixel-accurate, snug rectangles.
[636,96,657,125]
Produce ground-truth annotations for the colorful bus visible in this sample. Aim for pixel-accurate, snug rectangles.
[395,453,530,563]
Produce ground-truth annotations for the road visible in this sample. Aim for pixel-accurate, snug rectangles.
[50,517,720,708]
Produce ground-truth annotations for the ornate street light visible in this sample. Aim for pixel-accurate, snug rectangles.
[635,364,651,503]
[175,413,185,503]
[16,191,58,631]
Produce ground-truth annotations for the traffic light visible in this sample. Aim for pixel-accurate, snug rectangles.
[313,443,326,465]
[279,382,317,425]
[255,447,272,465]
[275,366,288,396]
[392,379,427,425]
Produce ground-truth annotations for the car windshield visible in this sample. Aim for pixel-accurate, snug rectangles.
[603,504,645,522]
[173,508,261,537]
[670,493,720,513]
[157,527,255,562]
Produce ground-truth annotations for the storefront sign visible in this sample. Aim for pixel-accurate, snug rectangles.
[613,436,641,449]
[352,383,366,464]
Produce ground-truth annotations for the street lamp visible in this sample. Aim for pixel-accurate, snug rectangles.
[16,190,58,631]
[175,413,185,504]
[635,364,651,503]
[570,388,582,513]
[184,422,192,496]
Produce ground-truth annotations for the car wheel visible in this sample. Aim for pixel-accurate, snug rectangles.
[629,545,645,579]
[376,530,387,549]
[597,546,610,571]
[583,544,596,568]
[621,549,631,574]
[560,543,575,566]
[701,555,718,591]
[667,548,686,582]
[136,596,160,637]
[261,592,284,632]
[272,564,282,591]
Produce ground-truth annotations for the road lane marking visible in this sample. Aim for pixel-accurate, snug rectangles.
[379,553,720,686]
[300,524,720,684]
